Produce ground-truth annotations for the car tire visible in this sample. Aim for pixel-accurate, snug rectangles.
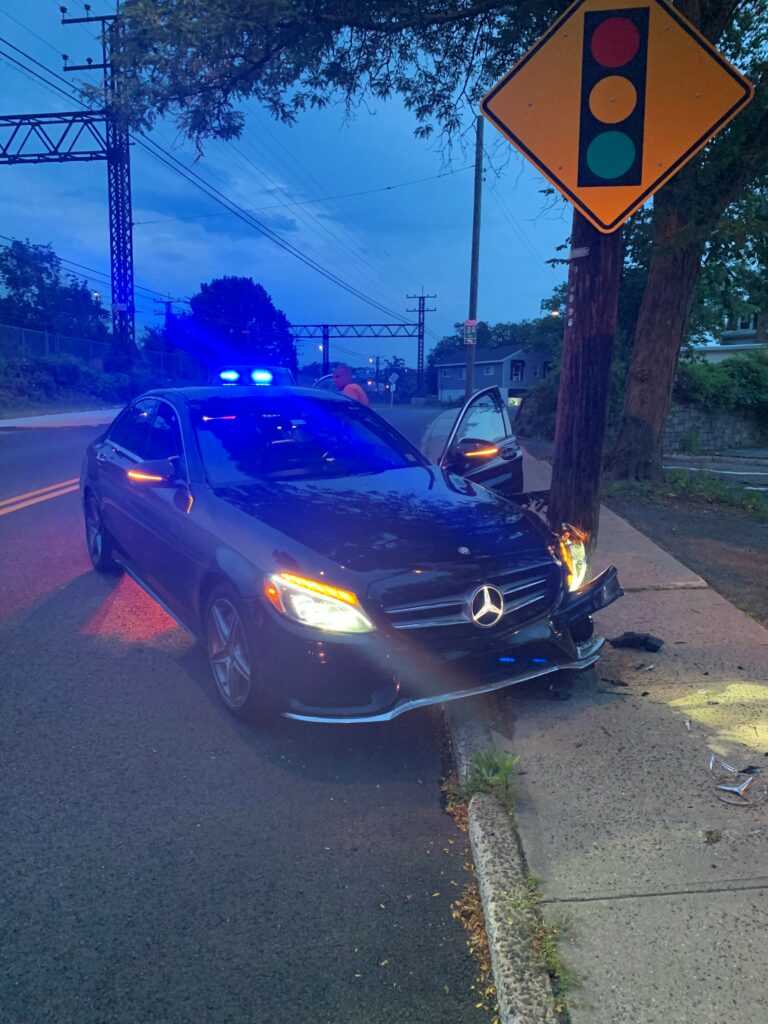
[84,491,123,574]
[204,584,276,721]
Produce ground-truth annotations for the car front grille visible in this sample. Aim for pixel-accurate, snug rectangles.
[381,559,562,637]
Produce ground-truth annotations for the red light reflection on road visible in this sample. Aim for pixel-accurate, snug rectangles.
[81,576,178,643]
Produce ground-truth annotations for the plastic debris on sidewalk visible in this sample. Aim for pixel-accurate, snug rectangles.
[708,754,767,807]
[608,632,664,652]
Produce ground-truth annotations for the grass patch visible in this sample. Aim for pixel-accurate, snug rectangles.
[606,468,768,519]
[518,873,575,1016]
[459,745,520,811]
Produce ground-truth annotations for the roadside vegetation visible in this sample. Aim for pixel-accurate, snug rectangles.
[0,353,159,415]
[459,744,519,811]
[519,874,575,1018]
[606,468,768,519]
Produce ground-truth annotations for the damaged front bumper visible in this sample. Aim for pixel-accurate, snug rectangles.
[282,565,624,724]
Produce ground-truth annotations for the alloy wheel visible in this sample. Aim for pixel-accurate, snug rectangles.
[207,597,253,709]
[85,495,103,564]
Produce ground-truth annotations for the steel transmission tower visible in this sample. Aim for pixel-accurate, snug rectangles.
[0,7,136,365]
[406,292,436,393]
[292,297,436,386]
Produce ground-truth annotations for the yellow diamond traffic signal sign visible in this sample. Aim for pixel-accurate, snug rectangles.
[480,0,754,233]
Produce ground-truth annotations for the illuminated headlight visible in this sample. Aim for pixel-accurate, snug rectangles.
[264,573,375,633]
[559,525,588,592]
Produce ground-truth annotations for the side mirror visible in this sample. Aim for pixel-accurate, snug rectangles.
[455,437,500,460]
[126,458,178,485]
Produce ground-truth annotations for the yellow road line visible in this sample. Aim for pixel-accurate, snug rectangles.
[0,483,80,518]
[0,477,79,509]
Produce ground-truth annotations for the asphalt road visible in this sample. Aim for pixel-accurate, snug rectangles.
[663,452,768,492]
[0,406,488,1024]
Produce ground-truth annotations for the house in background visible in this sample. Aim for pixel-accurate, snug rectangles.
[434,345,554,405]
[691,312,767,363]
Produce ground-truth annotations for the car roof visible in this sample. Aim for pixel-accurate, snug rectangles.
[141,385,346,403]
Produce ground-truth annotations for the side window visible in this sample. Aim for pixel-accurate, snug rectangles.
[454,390,511,447]
[109,399,157,458]
[145,402,182,463]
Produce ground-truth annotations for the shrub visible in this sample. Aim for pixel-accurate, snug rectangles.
[515,369,560,438]
[675,351,768,424]
[0,354,168,405]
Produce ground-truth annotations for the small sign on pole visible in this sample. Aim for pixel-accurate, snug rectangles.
[463,320,478,346]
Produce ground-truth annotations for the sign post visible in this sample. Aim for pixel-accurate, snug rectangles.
[463,319,478,402]
[388,371,399,408]
[480,0,753,554]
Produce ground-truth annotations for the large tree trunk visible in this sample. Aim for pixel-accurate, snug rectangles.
[606,186,705,481]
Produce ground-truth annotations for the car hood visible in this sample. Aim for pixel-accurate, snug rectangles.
[214,466,553,575]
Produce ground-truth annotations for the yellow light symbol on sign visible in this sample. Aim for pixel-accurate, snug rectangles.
[480,0,754,233]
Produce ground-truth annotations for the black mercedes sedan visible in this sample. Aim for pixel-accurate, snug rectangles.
[80,384,622,723]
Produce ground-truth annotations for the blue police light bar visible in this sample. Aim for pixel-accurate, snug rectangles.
[251,369,274,384]
[219,370,240,382]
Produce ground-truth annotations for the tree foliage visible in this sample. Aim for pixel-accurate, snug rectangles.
[675,350,768,424]
[686,183,768,343]
[0,239,109,341]
[116,0,561,145]
[167,275,296,368]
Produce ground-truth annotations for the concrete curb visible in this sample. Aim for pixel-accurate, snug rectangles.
[447,705,559,1024]
[424,415,559,1024]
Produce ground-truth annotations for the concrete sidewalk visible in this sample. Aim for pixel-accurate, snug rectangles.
[0,408,120,428]
[475,452,768,1023]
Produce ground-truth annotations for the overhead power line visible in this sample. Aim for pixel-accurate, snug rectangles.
[134,166,474,226]
[0,33,416,326]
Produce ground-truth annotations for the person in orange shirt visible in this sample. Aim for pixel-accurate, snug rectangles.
[333,363,370,405]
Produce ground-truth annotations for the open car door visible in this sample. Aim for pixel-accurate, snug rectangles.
[438,386,523,496]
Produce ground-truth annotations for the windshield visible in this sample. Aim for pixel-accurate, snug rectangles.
[191,393,425,485]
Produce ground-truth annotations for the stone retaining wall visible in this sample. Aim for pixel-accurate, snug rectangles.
[663,403,767,453]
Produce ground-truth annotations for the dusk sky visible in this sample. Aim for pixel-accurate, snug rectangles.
[0,0,571,365]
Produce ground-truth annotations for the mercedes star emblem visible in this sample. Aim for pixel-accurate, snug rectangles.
[469,585,504,628]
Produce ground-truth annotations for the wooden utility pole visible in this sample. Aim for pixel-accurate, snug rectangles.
[465,114,484,402]
[547,210,623,559]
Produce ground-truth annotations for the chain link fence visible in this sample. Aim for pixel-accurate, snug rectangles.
[0,322,207,382]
